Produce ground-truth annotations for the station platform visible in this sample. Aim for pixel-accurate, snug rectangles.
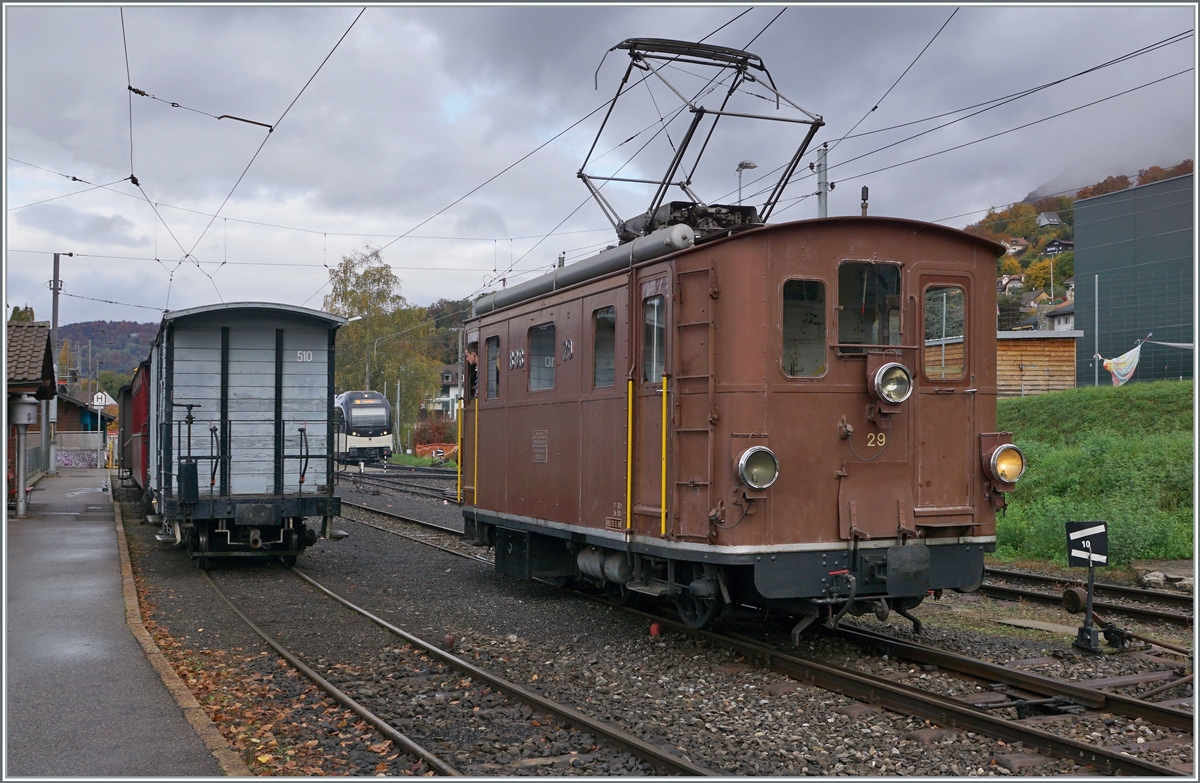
[4,468,235,777]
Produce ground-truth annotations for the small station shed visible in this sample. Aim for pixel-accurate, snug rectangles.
[996,331,1082,397]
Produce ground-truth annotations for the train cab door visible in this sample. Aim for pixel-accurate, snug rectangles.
[914,274,977,519]
[632,275,672,539]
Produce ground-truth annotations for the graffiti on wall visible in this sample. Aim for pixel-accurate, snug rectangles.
[57,451,99,469]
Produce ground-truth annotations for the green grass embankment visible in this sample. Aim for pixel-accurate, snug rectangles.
[995,380,1194,566]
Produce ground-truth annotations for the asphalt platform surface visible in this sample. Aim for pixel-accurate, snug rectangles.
[4,468,222,777]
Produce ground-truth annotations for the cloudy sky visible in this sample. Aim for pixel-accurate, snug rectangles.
[4,4,1196,326]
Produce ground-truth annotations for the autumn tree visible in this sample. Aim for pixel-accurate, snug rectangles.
[1137,159,1193,186]
[998,255,1021,276]
[426,297,472,364]
[1076,174,1130,200]
[8,304,35,322]
[322,246,440,437]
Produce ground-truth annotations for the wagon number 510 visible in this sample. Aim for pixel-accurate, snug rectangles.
[296,350,313,362]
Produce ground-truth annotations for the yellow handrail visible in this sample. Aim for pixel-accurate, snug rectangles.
[660,373,668,537]
[473,397,479,507]
[456,397,463,503]
[625,379,633,533]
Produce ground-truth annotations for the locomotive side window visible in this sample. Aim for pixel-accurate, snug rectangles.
[923,285,966,380]
[593,306,616,388]
[782,279,826,377]
[529,323,556,390]
[642,295,665,382]
[485,336,500,399]
[837,262,901,351]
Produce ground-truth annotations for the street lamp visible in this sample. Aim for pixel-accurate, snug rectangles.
[737,160,757,205]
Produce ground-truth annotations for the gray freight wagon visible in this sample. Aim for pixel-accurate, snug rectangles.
[143,302,347,567]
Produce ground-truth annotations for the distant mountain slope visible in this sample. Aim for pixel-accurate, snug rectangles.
[57,320,158,376]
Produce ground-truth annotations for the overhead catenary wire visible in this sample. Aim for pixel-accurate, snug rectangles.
[728,29,1194,207]
[756,65,1193,219]
[825,7,958,156]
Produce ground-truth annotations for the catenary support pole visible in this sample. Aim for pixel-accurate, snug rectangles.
[49,253,60,474]
[1094,274,1099,386]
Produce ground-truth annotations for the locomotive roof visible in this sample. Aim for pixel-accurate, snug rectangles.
[160,301,348,327]
[470,215,1007,320]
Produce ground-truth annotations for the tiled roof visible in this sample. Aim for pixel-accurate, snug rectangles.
[5,321,54,387]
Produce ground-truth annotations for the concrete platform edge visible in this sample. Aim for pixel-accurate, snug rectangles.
[113,498,252,777]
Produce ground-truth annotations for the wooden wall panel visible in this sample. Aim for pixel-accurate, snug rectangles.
[997,336,1077,397]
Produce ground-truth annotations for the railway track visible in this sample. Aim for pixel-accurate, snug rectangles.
[980,569,1193,628]
[334,502,1191,775]
[202,563,715,775]
[335,471,456,502]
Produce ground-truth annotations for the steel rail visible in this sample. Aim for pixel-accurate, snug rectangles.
[986,567,1194,608]
[832,625,1193,731]
[288,567,718,777]
[201,571,459,776]
[337,473,455,501]
[332,505,1185,774]
[980,582,1193,627]
[628,611,1184,776]
[339,505,486,563]
[339,500,464,536]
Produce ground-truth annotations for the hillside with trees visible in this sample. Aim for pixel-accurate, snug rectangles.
[967,159,1191,330]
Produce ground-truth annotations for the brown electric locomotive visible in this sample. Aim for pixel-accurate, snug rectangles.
[455,39,1025,638]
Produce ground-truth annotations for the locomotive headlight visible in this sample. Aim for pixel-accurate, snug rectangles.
[873,362,913,404]
[990,444,1025,483]
[737,446,779,490]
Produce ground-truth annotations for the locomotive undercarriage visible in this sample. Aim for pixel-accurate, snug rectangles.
[465,513,989,640]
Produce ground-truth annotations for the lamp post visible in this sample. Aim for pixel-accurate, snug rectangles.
[736,160,757,206]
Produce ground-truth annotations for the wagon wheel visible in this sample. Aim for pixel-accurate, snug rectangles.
[279,527,299,568]
[604,581,635,607]
[676,594,718,629]
[194,523,210,571]
[545,575,575,589]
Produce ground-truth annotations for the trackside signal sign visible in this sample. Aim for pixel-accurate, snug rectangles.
[1066,521,1108,568]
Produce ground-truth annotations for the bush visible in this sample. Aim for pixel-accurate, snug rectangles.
[414,417,454,445]
[995,381,1194,565]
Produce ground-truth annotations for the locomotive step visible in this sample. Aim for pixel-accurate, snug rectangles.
[625,581,670,597]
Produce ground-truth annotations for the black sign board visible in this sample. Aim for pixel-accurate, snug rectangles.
[1066,521,1108,568]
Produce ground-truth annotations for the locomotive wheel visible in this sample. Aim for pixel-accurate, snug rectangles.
[676,594,718,629]
[280,527,300,568]
[604,581,635,607]
[194,523,210,571]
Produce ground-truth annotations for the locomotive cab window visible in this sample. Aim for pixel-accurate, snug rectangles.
[642,295,665,382]
[529,323,556,390]
[485,336,500,399]
[923,285,966,380]
[837,262,901,352]
[593,306,616,388]
[782,279,826,377]
[465,340,479,400]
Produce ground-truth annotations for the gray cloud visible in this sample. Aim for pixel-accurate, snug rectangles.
[4,5,1194,324]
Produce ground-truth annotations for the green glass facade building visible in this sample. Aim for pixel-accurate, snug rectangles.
[1073,173,1193,385]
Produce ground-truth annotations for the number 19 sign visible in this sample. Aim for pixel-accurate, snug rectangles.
[1066,521,1108,568]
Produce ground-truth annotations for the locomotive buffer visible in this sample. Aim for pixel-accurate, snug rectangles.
[1066,520,1108,653]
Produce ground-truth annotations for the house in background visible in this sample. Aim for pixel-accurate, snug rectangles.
[1002,237,1030,255]
[1044,239,1074,256]
[1047,300,1075,331]
[425,363,462,419]
[1037,212,1061,228]
[6,321,56,494]
[998,274,1026,295]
